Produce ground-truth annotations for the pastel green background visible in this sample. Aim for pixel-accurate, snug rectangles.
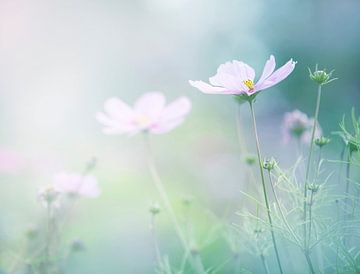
[0,0,359,273]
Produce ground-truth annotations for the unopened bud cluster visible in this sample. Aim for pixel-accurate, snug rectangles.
[38,186,59,206]
[244,154,256,166]
[181,195,194,207]
[149,202,161,215]
[307,183,320,193]
[314,136,331,148]
[309,65,337,85]
[70,239,86,252]
[262,158,277,171]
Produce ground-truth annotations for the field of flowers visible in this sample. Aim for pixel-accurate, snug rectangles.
[0,1,360,273]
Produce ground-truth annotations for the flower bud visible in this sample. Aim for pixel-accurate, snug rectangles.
[70,239,86,252]
[308,65,337,85]
[243,154,256,166]
[314,136,331,148]
[149,202,161,215]
[307,183,320,193]
[38,185,59,206]
[262,158,277,171]
[254,227,264,235]
[190,244,199,255]
[25,225,39,240]
[181,195,194,207]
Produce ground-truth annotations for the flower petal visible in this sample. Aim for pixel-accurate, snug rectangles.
[255,59,296,91]
[79,175,101,198]
[257,55,276,85]
[134,92,165,119]
[150,118,185,134]
[104,97,134,121]
[209,73,247,92]
[216,61,255,81]
[189,80,229,94]
[159,97,191,122]
[233,60,255,81]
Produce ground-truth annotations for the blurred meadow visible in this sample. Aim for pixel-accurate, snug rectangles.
[0,0,360,273]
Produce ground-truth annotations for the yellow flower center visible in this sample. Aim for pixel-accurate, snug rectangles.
[243,79,254,90]
[134,115,151,127]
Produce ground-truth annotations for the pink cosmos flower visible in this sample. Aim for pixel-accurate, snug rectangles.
[189,55,296,96]
[282,110,322,144]
[96,92,191,135]
[53,172,100,198]
[0,148,25,174]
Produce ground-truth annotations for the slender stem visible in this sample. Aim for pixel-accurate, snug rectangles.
[236,104,247,154]
[308,147,322,247]
[345,152,351,216]
[150,214,162,266]
[144,134,205,274]
[44,204,52,274]
[304,251,316,274]
[304,84,322,249]
[335,200,340,273]
[308,191,314,246]
[260,253,270,274]
[248,101,283,274]
[343,151,351,246]
[267,171,301,245]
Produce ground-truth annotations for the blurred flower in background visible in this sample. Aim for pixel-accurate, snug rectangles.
[53,172,100,198]
[282,109,322,145]
[0,147,25,174]
[96,92,191,135]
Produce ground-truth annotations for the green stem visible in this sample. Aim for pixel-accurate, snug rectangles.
[150,214,162,266]
[248,101,283,274]
[343,151,351,246]
[267,170,301,245]
[345,152,351,216]
[304,84,322,249]
[304,251,316,274]
[308,191,314,246]
[44,204,52,274]
[260,253,270,274]
[144,134,205,274]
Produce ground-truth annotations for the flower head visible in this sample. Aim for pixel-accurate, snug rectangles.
[189,55,296,98]
[96,92,191,135]
[53,172,101,198]
[282,110,322,144]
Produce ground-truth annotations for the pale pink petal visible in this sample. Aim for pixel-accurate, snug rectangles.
[150,118,185,134]
[134,92,165,119]
[104,98,134,121]
[78,175,101,198]
[233,61,255,81]
[102,127,126,135]
[96,112,138,135]
[189,80,237,94]
[216,61,255,81]
[257,55,276,85]
[96,112,121,128]
[255,59,296,91]
[216,61,237,75]
[209,73,247,92]
[53,172,100,198]
[159,97,191,122]
[0,148,25,173]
